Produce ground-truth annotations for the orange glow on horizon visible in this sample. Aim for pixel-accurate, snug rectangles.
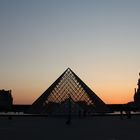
[12,84,135,105]
[10,69,138,105]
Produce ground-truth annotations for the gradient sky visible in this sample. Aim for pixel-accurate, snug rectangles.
[1,0,140,104]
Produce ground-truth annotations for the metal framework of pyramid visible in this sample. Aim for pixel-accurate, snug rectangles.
[28,68,109,114]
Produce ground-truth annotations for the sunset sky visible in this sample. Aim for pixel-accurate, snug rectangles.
[1,0,140,104]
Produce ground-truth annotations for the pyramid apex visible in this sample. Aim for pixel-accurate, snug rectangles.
[66,67,72,71]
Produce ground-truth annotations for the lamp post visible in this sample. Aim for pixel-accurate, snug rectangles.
[66,94,71,125]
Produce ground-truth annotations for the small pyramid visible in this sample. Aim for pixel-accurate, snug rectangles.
[28,68,109,114]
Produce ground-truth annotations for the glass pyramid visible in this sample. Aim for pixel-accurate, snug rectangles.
[28,68,109,114]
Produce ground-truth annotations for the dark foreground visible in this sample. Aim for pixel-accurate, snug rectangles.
[0,115,140,140]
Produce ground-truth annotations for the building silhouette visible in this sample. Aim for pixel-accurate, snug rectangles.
[0,89,13,111]
[134,73,140,108]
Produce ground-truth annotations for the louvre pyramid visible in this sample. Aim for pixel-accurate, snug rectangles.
[28,68,109,114]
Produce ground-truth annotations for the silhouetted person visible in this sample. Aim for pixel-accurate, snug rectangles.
[126,111,131,119]
[8,115,12,120]
[83,110,87,117]
[78,110,81,118]
[66,116,71,125]
[120,109,124,120]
